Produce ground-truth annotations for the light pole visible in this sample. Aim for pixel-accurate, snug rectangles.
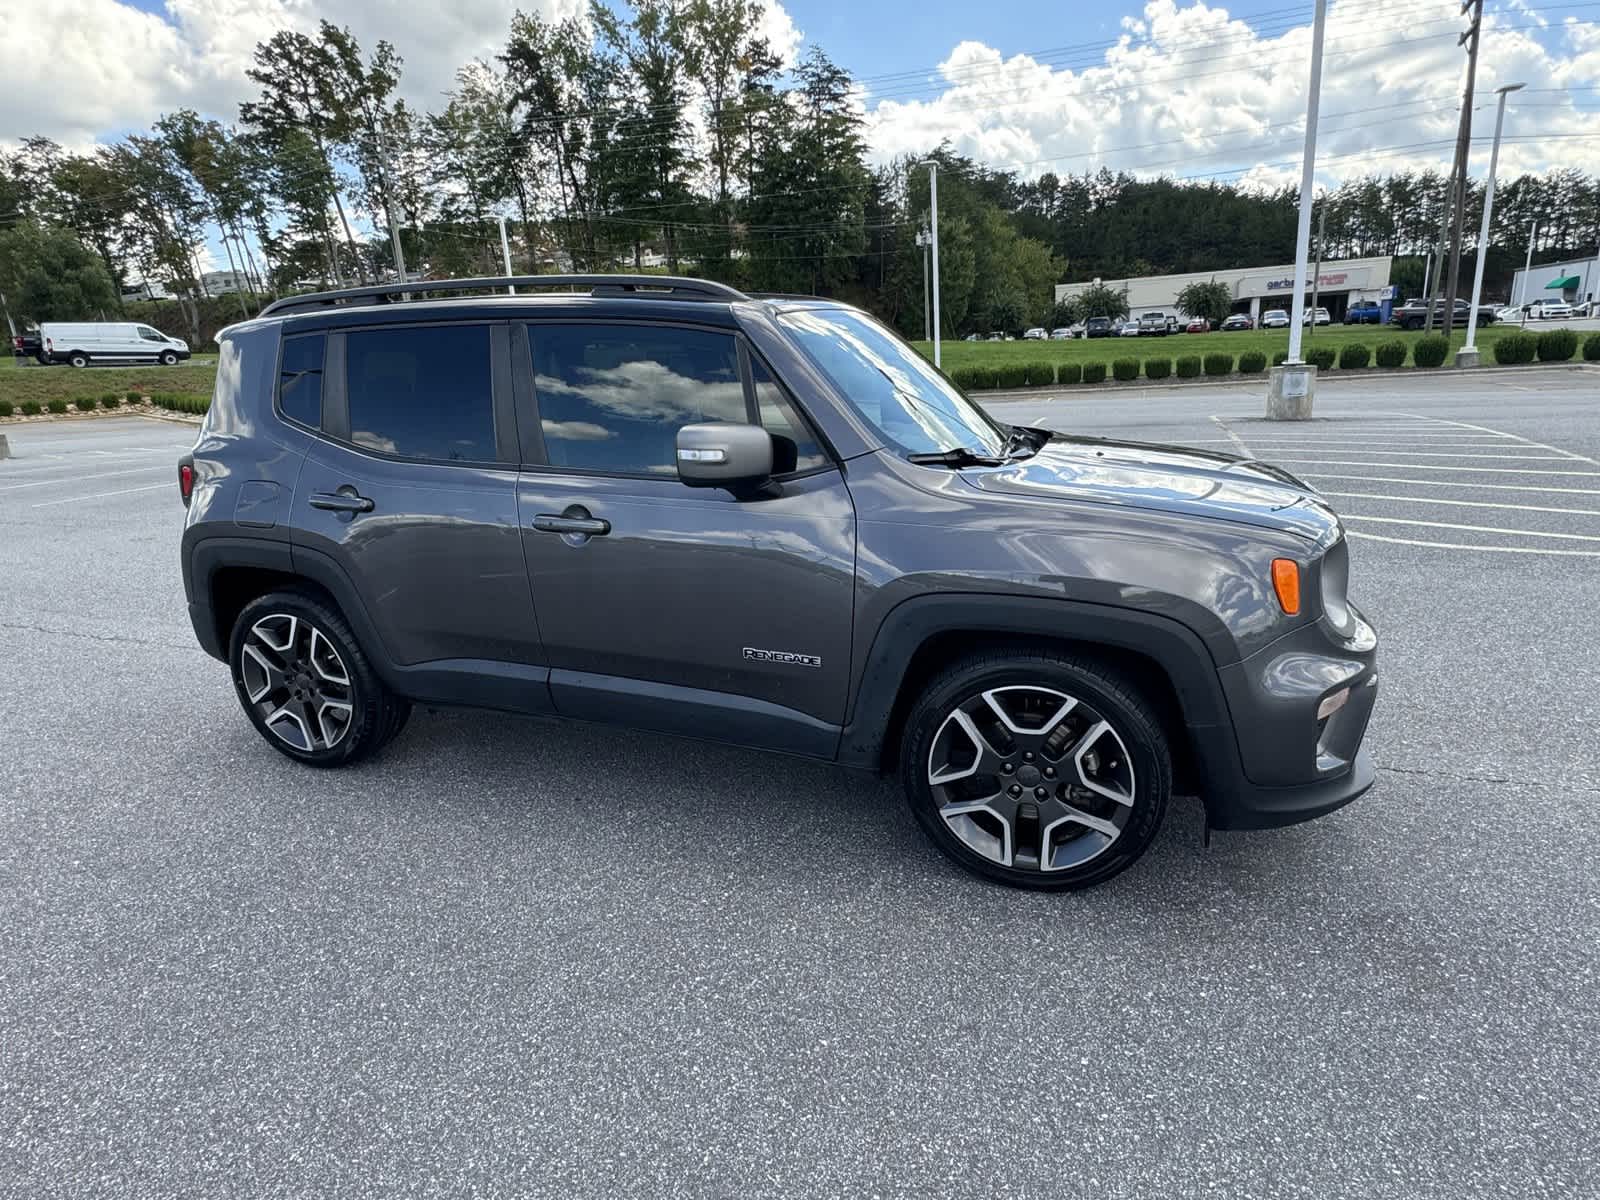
[1518,219,1537,317]
[498,216,516,294]
[1461,82,1523,364]
[1269,0,1326,420]
[920,161,942,368]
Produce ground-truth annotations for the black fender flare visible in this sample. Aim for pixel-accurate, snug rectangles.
[836,594,1247,797]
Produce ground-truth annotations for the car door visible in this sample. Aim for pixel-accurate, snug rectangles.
[289,319,550,708]
[512,319,856,758]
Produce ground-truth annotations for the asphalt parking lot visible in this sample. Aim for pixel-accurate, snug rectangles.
[3,368,1599,1198]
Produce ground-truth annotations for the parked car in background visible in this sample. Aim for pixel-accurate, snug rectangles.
[1573,300,1595,317]
[1120,321,1143,337]
[10,329,45,363]
[38,321,190,367]
[1494,306,1524,323]
[1344,302,1382,324]
[1220,313,1254,331]
[962,333,981,342]
[1049,327,1073,340]
[1388,298,1498,330]
[1260,309,1291,329]
[986,332,1005,342]
[1526,300,1573,320]
[1137,312,1178,336]
[1302,307,1331,326]
[1022,327,1047,341]
[1085,316,1114,338]
[1184,316,1211,333]
[181,272,1378,892]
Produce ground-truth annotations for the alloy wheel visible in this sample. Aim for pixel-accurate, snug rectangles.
[927,685,1136,873]
[239,613,355,752]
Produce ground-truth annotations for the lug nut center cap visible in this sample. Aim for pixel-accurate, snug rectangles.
[1015,764,1042,787]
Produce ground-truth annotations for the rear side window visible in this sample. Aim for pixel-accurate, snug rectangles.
[530,324,744,474]
[279,334,324,428]
[345,325,495,462]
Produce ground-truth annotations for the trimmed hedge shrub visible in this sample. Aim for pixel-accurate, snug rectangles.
[47,398,69,414]
[1272,350,1289,366]
[1338,343,1371,369]
[1112,357,1139,382]
[1493,333,1537,365]
[1023,361,1056,387]
[20,401,41,415]
[0,401,13,417]
[1081,362,1107,384]
[950,365,986,391]
[1584,333,1600,362]
[1143,357,1172,380]
[102,394,123,409]
[1175,355,1201,379]
[125,390,143,405]
[1203,352,1233,377]
[1413,335,1449,368]
[74,396,99,412]
[1058,362,1082,385]
[996,363,1029,389]
[1375,340,1408,368]
[1237,350,1267,374]
[1537,328,1578,362]
[1306,346,1337,370]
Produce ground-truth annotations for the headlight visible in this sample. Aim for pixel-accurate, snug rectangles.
[1319,538,1356,637]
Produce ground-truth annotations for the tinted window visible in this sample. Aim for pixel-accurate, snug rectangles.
[346,325,495,461]
[531,324,744,473]
[279,333,324,429]
[137,326,166,342]
[750,356,827,474]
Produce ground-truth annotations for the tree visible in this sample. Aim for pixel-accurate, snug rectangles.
[0,222,119,320]
[988,293,1026,334]
[1073,281,1129,319]
[1050,297,1081,327]
[1175,279,1233,324]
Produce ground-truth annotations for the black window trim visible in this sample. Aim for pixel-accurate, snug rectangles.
[293,317,517,470]
[272,328,328,435]
[514,316,838,484]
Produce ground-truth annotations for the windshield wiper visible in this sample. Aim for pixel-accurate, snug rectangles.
[906,447,1007,468]
[1001,424,1046,460]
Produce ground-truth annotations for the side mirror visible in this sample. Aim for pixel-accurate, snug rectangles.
[676,422,774,490]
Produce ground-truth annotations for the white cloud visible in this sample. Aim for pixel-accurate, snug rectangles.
[863,0,1600,188]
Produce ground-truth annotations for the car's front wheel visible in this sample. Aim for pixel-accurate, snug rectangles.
[228,589,410,767]
[159,350,178,365]
[901,650,1171,890]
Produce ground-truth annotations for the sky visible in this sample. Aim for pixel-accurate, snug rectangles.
[2,0,1598,202]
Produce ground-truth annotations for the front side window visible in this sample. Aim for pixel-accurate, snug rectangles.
[530,324,745,474]
[750,356,827,474]
[279,333,324,429]
[138,326,166,342]
[345,325,495,462]
[779,308,1005,457]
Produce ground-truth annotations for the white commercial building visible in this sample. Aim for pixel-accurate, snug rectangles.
[1508,255,1598,310]
[1056,255,1394,322]
[201,269,252,296]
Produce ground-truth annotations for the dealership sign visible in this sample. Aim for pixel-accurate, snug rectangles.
[1266,272,1349,290]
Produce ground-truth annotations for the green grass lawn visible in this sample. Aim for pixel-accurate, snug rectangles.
[1,356,218,406]
[911,323,1518,371]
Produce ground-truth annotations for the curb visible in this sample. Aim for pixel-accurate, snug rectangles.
[975,361,1599,403]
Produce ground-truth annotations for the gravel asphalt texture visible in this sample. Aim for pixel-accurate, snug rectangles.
[2,370,1598,1198]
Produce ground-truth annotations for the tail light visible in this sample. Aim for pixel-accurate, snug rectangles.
[178,460,195,506]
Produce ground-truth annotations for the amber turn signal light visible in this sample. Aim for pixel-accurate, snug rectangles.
[1271,558,1301,615]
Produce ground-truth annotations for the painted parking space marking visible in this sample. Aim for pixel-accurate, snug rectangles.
[1347,532,1600,557]
[30,482,174,508]
[1342,514,1600,542]
[1319,491,1600,517]
[1262,459,1600,476]
[1302,472,1600,496]
[0,465,171,492]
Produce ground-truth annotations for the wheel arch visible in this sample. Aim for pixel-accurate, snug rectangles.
[838,595,1247,802]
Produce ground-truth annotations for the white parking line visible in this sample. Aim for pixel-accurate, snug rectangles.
[0,465,171,493]
[1304,472,1600,496]
[29,482,174,508]
[1321,491,1600,517]
[1396,414,1600,466]
[1209,415,1252,458]
[1273,449,1569,460]
[1343,514,1600,542]
[1349,532,1600,557]
[1268,459,1600,476]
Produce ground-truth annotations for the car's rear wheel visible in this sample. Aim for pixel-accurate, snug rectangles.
[228,589,409,767]
[901,650,1171,890]
[68,352,88,367]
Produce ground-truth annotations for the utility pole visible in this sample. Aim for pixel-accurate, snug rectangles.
[1308,201,1326,342]
[1461,83,1523,365]
[377,124,409,295]
[1422,249,1434,301]
[1518,220,1537,316]
[921,161,942,367]
[1440,0,1485,339]
[498,216,516,294]
[915,227,931,341]
[1424,172,1454,331]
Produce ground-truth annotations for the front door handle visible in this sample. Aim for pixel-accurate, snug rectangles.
[309,489,375,514]
[532,513,610,536]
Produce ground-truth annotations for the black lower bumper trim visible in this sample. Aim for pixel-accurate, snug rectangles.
[1207,745,1377,831]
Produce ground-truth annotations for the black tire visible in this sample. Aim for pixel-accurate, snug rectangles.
[228,587,407,767]
[159,350,178,366]
[900,648,1171,891]
[68,352,89,368]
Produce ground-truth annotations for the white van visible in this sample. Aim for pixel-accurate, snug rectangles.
[39,321,190,367]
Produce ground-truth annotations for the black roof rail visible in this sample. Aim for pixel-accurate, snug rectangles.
[258,273,748,318]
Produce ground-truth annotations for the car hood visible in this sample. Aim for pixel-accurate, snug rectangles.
[958,433,1340,544]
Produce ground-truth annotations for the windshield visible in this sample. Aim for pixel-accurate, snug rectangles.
[779,308,1007,456]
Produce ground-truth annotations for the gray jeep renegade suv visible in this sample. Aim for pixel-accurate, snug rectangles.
[180,274,1377,890]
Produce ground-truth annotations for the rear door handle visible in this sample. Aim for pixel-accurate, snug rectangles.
[532,513,610,536]
[309,490,375,514]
